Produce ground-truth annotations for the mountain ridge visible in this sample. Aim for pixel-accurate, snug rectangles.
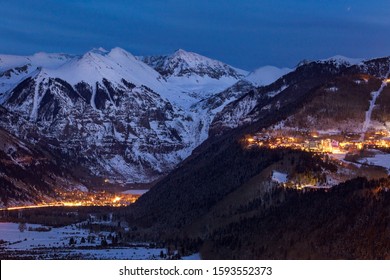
[1,48,389,209]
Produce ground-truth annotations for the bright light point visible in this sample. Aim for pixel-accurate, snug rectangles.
[113,196,121,203]
[63,202,82,207]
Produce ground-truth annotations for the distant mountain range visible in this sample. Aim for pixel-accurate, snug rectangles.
[1,48,390,210]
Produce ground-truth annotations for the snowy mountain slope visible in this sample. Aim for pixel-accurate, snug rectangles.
[3,79,196,183]
[245,66,292,86]
[189,80,259,141]
[0,53,74,102]
[318,55,363,66]
[47,48,165,91]
[0,52,74,73]
[141,49,248,100]
[211,57,390,135]
[142,49,247,79]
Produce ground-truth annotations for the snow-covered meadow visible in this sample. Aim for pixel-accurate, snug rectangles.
[0,222,187,260]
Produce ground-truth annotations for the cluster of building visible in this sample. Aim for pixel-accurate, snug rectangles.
[245,129,390,154]
[1,189,140,211]
[55,189,139,207]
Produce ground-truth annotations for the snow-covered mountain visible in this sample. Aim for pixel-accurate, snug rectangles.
[0,52,74,102]
[0,48,193,184]
[142,49,247,79]
[0,48,253,187]
[211,56,390,135]
[141,49,248,100]
[245,66,292,86]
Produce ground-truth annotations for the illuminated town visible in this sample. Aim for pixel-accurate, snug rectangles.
[243,128,390,191]
[1,189,141,211]
[244,129,390,154]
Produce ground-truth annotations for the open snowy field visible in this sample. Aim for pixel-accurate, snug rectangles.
[0,222,167,260]
[357,150,390,173]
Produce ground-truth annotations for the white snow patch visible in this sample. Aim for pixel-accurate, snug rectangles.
[326,86,338,92]
[358,151,390,173]
[267,85,288,97]
[272,171,288,183]
[361,76,389,140]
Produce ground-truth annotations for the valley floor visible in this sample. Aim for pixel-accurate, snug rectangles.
[0,222,165,260]
[0,210,201,260]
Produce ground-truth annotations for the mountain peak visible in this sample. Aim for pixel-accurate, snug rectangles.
[171,49,219,65]
[245,65,292,86]
[88,47,109,55]
[142,49,247,79]
[174,48,188,55]
[108,47,136,60]
[319,55,363,66]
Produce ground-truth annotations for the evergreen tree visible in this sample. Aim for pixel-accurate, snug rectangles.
[18,222,27,233]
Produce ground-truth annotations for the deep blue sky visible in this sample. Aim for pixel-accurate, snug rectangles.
[1,0,390,70]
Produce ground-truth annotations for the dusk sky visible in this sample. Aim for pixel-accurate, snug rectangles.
[1,0,390,70]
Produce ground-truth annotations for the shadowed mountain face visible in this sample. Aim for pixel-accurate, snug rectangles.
[0,108,80,208]
[202,177,390,260]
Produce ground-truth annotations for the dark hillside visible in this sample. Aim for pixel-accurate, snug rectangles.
[202,177,390,259]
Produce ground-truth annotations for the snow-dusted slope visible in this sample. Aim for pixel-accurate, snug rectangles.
[318,55,363,66]
[142,49,248,100]
[0,52,74,72]
[211,56,390,135]
[245,66,292,86]
[48,48,165,90]
[0,53,74,102]
[142,49,247,79]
